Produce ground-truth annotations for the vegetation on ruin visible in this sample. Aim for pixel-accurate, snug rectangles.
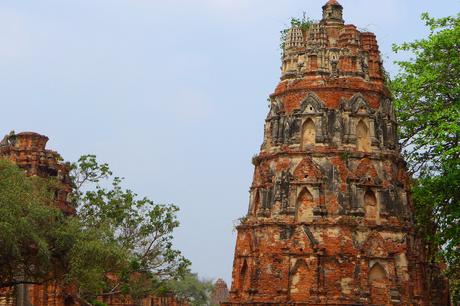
[391,12,460,303]
[280,13,315,53]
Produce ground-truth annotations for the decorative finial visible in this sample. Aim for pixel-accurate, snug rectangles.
[325,0,342,6]
[322,0,344,24]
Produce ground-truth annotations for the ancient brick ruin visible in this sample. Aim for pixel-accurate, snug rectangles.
[210,279,229,305]
[0,132,188,306]
[0,132,74,215]
[224,1,449,305]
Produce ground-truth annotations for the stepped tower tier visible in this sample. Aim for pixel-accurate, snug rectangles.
[224,1,449,305]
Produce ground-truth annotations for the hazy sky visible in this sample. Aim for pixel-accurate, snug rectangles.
[1,0,458,284]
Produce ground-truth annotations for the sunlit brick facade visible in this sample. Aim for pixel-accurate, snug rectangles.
[224,1,449,305]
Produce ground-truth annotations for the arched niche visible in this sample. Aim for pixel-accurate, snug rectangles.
[289,258,313,300]
[296,188,314,223]
[302,118,316,149]
[369,262,387,282]
[239,260,249,291]
[364,189,378,222]
[356,119,371,152]
[369,262,390,304]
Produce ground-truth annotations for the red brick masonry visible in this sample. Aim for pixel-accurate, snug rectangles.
[224,1,449,305]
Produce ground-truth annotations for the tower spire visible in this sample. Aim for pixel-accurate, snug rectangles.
[223,1,450,305]
[322,0,344,24]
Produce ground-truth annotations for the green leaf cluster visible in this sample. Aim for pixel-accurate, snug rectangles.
[391,13,460,174]
[163,271,213,306]
[0,155,191,305]
[69,155,191,303]
[0,159,64,287]
[391,12,460,303]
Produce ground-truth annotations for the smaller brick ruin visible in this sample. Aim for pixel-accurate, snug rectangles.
[210,279,229,305]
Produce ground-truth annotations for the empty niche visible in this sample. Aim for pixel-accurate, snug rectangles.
[364,189,378,221]
[369,263,390,304]
[239,260,249,292]
[369,262,387,282]
[302,118,316,149]
[296,188,314,223]
[309,55,318,70]
[290,259,313,299]
[356,119,371,152]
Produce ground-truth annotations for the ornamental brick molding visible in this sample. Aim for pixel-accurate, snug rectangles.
[224,2,449,305]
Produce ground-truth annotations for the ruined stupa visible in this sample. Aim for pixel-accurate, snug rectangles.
[224,1,449,305]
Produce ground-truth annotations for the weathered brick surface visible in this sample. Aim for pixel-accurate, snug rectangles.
[0,132,188,306]
[0,131,74,215]
[211,279,230,305]
[225,1,449,305]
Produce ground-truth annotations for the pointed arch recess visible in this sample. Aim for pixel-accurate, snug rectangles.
[290,258,314,299]
[356,119,371,152]
[364,189,378,221]
[296,187,314,223]
[302,118,316,149]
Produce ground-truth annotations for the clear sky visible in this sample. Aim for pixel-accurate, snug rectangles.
[0,0,458,284]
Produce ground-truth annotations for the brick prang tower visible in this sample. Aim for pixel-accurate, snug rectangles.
[224,1,449,305]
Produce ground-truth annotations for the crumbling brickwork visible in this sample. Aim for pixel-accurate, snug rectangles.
[0,131,74,215]
[211,279,229,305]
[224,1,450,305]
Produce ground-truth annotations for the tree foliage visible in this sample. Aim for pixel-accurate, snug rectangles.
[0,159,64,288]
[0,155,190,305]
[69,155,190,303]
[391,13,460,303]
[163,271,213,306]
[392,13,460,174]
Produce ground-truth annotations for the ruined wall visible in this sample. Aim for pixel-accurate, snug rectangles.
[97,294,189,306]
[224,1,449,305]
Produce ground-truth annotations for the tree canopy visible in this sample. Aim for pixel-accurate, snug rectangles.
[392,13,459,174]
[69,155,191,303]
[0,155,190,305]
[391,12,460,302]
[0,159,64,288]
[162,271,213,306]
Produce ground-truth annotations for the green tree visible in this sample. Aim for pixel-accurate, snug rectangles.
[391,12,460,303]
[69,155,190,304]
[0,159,65,288]
[164,271,213,306]
[0,155,190,305]
[392,13,459,173]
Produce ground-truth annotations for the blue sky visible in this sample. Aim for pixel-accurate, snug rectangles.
[1,0,458,284]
